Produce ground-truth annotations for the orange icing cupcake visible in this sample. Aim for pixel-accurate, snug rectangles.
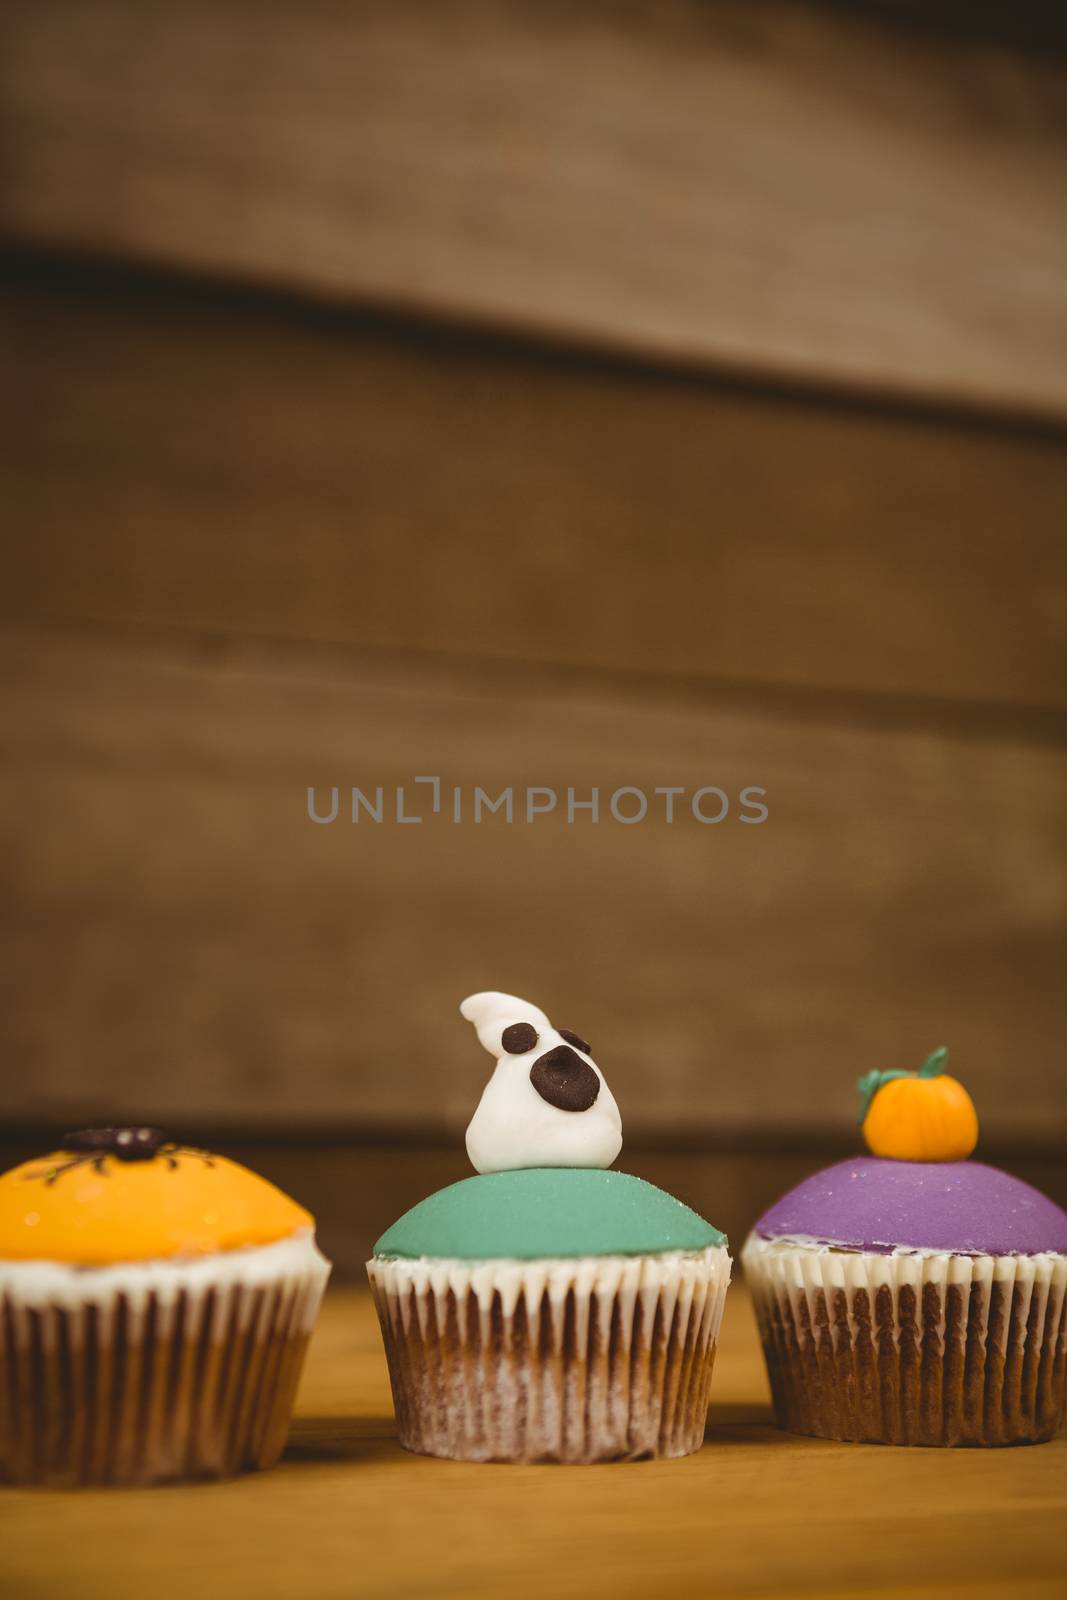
[1,1131,312,1264]
[0,1127,330,1487]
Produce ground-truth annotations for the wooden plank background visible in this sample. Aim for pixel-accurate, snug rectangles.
[2,0,1067,418]
[1,611,1064,1143]
[4,268,1066,712]
[1,1,1064,1247]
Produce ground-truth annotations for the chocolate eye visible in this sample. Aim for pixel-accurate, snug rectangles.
[502,1022,539,1054]
[558,1029,591,1056]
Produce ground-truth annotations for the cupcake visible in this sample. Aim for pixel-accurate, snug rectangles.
[743,1049,1067,1447]
[0,1127,331,1486]
[368,991,731,1463]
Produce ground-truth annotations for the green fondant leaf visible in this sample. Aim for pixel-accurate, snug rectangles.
[856,1067,909,1123]
[918,1046,949,1079]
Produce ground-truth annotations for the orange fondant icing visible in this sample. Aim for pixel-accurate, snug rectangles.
[0,1150,313,1264]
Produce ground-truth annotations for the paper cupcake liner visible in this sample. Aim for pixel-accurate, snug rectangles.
[0,1233,330,1486]
[742,1235,1067,1447]
[367,1246,731,1463]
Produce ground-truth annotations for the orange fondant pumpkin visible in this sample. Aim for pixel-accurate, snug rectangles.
[858,1048,978,1163]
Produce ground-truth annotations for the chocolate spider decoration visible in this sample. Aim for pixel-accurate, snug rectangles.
[24,1127,216,1184]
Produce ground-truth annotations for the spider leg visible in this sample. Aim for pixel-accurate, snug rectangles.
[175,1146,216,1168]
[24,1155,91,1185]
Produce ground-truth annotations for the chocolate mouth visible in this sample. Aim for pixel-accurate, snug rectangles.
[529,1045,600,1112]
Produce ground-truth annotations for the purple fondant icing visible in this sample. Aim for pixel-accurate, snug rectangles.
[755,1157,1067,1256]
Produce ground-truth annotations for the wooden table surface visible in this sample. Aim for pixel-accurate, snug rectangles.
[3,1287,1065,1599]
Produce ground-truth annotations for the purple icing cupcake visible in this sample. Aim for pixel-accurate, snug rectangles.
[742,1052,1067,1447]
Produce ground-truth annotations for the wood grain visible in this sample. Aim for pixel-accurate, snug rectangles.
[4,272,1067,711]
[2,1286,1064,1599]
[2,0,1067,417]
[1,623,1063,1145]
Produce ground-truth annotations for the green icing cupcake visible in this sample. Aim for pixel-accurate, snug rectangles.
[375,1168,726,1261]
[367,990,732,1464]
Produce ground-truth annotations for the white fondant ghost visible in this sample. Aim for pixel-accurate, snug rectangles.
[461,991,623,1174]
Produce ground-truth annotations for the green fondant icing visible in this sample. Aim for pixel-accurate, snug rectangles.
[373,1168,726,1261]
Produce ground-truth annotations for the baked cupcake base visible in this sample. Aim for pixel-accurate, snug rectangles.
[368,1246,730,1463]
[743,1236,1067,1447]
[0,1232,330,1487]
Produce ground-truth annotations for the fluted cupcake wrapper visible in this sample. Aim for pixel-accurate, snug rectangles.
[367,1246,731,1463]
[742,1236,1067,1447]
[0,1236,330,1486]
